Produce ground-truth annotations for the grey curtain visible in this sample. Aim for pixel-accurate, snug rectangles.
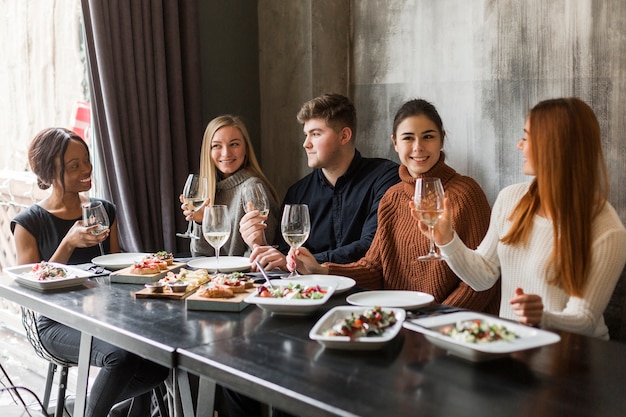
[81,0,203,253]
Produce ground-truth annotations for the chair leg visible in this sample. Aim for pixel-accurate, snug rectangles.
[153,383,169,417]
[42,362,56,412]
[54,366,69,417]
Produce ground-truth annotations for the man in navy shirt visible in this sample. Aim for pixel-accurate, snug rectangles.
[240,93,399,270]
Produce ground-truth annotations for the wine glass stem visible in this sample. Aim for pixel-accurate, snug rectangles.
[428,226,436,255]
[98,242,105,256]
[215,249,220,273]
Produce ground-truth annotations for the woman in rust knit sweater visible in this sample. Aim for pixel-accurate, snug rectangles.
[292,99,500,314]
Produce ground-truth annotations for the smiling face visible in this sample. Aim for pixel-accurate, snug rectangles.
[57,139,92,192]
[210,125,247,177]
[302,118,349,170]
[392,115,443,177]
[518,118,535,176]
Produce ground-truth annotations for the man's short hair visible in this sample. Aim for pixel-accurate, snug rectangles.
[297,93,357,137]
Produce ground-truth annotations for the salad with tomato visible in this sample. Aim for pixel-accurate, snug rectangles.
[323,306,397,338]
[439,319,518,343]
[256,283,327,300]
[29,262,68,281]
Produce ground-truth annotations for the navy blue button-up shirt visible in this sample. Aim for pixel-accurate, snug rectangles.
[276,149,399,264]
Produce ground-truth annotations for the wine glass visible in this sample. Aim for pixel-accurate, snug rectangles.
[414,177,445,261]
[82,201,110,256]
[176,174,208,240]
[281,204,310,277]
[202,205,231,273]
[242,183,270,223]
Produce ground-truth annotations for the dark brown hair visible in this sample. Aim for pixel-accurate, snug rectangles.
[392,98,445,145]
[296,93,357,138]
[28,127,90,190]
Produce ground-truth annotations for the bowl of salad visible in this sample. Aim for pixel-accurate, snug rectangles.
[309,306,406,350]
[403,311,561,361]
[244,281,336,316]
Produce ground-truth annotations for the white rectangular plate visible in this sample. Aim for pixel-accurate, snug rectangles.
[244,282,336,316]
[310,306,406,350]
[403,311,561,362]
[5,263,91,291]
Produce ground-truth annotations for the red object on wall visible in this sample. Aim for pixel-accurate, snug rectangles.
[71,101,91,143]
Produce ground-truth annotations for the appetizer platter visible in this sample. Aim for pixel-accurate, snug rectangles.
[186,272,257,312]
[403,311,561,362]
[243,281,336,316]
[135,268,211,299]
[310,306,406,350]
[5,262,92,291]
[110,252,184,284]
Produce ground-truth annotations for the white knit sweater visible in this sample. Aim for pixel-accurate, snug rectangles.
[439,182,626,339]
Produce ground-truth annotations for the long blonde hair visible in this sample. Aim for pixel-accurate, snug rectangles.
[501,98,609,296]
[199,115,279,204]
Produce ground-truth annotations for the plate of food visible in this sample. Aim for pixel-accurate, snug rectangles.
[5,262,92,291]
[403,311,561,362]
[135,268,211,299]
[92,253,149,270]
[244,281,336,316]
[346,290,434,309]
[186,271,257,312]
[187,256,251,273]
[309,306,406,350]
[271,274,356,294]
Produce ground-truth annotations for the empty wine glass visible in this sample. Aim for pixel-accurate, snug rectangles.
[82,201,110,256]
[281,204,310,277]
[242,183,270,223]
[202,205,230,273]
[177,174,208,240]
[414,177,445,261]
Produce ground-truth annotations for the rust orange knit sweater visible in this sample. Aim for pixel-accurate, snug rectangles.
[328,155,501,314]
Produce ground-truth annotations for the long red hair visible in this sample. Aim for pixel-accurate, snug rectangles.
[501,98,609,296]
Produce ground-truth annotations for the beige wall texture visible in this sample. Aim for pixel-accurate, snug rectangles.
[0,0,85,172]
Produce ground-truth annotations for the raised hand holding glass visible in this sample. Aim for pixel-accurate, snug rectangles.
[242,183,270,223]
[414,177,445,261]
[82,201,110,256]
[177,174,207,239]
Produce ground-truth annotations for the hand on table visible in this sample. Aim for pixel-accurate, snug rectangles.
[249,245,287,271]
[288,247,327,275]
[509,287,544,326]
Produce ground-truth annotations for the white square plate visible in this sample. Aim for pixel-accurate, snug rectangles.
[309,306,406,350]
[271,274,356,294]
[244,282,336,316]
[403,311,561,361]
[5,263,92,291]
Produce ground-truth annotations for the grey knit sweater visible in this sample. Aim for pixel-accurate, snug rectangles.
[190,169,279,257]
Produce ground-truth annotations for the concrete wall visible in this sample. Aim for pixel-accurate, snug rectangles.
[258,0,626,227]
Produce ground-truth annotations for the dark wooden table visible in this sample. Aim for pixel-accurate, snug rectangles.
[1,273,625,417]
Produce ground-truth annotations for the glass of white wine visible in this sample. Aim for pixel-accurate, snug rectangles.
[414,177,445,261]
[202,205,230,273]
[281,204,310,277]
[177,174,208,240]
[82,201,110,256]
[242,183,270,223]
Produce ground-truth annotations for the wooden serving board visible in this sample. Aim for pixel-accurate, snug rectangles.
[134,285,200,300]
[186,287,255,312]
[110,262,185,284]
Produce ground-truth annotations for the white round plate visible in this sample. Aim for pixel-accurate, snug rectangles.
[346,290,434,309]
[274,275,356,294]
[92,253,148,270]
[187,256,251,273]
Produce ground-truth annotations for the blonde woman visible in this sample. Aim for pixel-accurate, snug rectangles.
[181,115,279,257]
